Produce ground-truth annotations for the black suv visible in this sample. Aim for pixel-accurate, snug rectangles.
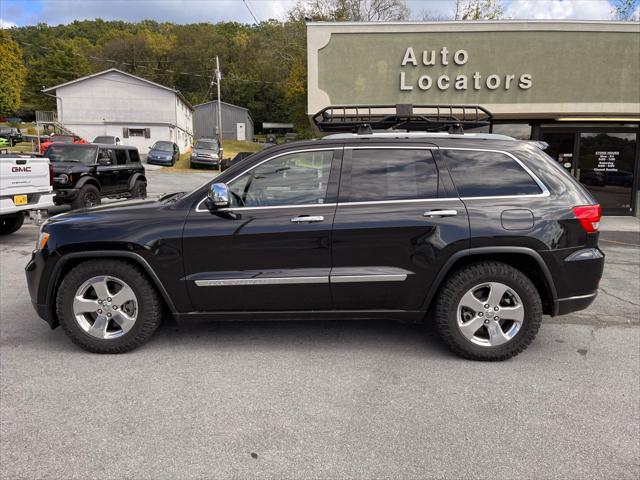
[45,143,147,209]
[26,109,604,360]
[0,126,23,146]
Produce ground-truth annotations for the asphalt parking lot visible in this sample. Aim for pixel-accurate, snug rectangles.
[1,170,639,480]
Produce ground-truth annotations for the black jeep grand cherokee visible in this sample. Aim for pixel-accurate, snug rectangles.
[26,130,604,360]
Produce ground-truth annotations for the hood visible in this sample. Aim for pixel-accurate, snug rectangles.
[193,148,218,156]
[52,162,93,174]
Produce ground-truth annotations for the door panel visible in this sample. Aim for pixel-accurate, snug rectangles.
[330,146,469,311]
[182,147,341,312]
[96,148,119,193]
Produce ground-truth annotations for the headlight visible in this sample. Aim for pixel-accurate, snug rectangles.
[35,231,50,252]
[54,173,70,184]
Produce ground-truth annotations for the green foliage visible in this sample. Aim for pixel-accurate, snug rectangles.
[612,0,639,20]
[0,31,27,115]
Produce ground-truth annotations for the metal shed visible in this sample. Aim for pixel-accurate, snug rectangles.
[193,101,254,141]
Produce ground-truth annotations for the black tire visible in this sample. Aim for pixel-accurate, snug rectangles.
[71,184,101,210]
[0,213,24,235]
[434,261,542,361]
[56,259,163,353]
[131,179,147,199]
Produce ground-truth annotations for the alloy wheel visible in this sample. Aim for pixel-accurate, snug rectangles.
[72,275,138,339]
[457,282,525,347]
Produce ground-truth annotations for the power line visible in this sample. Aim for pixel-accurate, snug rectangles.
[242,0,260,24]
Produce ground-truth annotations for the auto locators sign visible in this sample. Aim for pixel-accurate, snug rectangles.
[399,46,533,92]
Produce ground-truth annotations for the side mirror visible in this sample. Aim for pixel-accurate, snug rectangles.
[205,183,230,210]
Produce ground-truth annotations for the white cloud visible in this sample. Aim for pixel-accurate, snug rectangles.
[0,18,18,29]
[506,0,615,20]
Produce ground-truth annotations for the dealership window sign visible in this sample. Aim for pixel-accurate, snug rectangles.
[399,47,532,92]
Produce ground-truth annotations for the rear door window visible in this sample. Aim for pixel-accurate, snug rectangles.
[128,149,140,163]
[115,149,128,165]
[343,148,438,202]
[441,149,542,197]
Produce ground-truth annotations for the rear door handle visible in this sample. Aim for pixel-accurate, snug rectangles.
[291,215,324,223]
[423,209,458,218]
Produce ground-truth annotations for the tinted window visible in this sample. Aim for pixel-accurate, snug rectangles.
[229,150,333,207]
[346,149,438,202]
[115,149,127,165]
[152,141,174,152]
[98,149,116,164]
[128,150,140,163]
[45,145,97,164]
[442,150,542,197]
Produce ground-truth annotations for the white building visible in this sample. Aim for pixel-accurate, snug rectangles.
[43,68,193,152]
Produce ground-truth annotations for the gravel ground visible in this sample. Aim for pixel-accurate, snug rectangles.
[1,170,638,480]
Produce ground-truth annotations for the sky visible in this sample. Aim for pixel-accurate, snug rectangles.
[0,0,633,28]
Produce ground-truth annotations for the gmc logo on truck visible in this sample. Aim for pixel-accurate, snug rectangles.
[11,166,32,173]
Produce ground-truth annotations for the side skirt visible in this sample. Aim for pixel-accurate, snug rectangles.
[174,310,425,324]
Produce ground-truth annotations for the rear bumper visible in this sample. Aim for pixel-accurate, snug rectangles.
[554,292,598,316]
[0,192,55,215]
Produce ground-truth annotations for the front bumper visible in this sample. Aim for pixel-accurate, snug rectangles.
[190,156,220,166]
[25,249,58,328]
[147,157,174,165]
[54,188,79,203]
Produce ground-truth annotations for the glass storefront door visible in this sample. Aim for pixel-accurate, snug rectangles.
[541,128,639,216]
[577,133,637,215]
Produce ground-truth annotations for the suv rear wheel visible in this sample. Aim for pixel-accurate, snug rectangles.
[56,259,163,353]
[72,184,101,210]
[435,261,542,361]
[131,179,147,199]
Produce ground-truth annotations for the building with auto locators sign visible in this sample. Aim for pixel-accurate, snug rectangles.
[307,21,640,216]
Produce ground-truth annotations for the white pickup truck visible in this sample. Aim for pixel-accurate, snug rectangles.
[0,154,55,235]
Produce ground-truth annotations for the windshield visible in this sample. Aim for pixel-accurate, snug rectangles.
[152,141,174,152]
[93,136,114,144]
[195,140,217,150]
[45,145,98,163]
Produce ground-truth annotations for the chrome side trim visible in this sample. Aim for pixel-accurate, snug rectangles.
[345,146,435,150]
[557,292,598,302]
[195,276,329,286]
[330,274,407,283]
[195,147,341,213]
[337,197,459,206]
[201,203,336,213]
[439,147,551,199]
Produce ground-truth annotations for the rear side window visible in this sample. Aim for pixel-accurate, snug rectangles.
[115,149,127,165]
[128,150,140,163]
[345,149,438,202]
[441,149,542,197]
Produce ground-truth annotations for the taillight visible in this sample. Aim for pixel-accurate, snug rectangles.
[573,205,601,233]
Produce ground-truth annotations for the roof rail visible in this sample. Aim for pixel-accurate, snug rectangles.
[312,104,493,133]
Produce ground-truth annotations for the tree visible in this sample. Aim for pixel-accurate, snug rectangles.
[23,38,93,111]
[0,30,27,115]
[454,0,504,20]
[612,0,639,20]
[290,0,410,21]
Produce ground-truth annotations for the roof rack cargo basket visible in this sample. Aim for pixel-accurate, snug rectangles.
[313,104,493,134]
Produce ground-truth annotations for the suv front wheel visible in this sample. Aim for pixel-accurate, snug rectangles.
[435,261,542,361]
[72,184,101,210]
[56,259,163,353]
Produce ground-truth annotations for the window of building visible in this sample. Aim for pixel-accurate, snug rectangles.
[345,149,438,202]
[125,128,150,138]
[229,150,334,207]
[441,149,542,197]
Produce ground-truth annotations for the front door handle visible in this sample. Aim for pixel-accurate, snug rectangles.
[423,209,458,218]
[291,215,324,223]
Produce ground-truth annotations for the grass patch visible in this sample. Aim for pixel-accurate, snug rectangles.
[170,140,264,172]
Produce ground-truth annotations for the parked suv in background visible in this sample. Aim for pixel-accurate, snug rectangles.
[190,138,220,168]
[45,143,146,209]
[27,129,604,359]
[0,126,23,146]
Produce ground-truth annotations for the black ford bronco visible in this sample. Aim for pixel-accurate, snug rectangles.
[26,106,604,360]
[45,143,147,209]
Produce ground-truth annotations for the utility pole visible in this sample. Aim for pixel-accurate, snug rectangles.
[215,56,223,158]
